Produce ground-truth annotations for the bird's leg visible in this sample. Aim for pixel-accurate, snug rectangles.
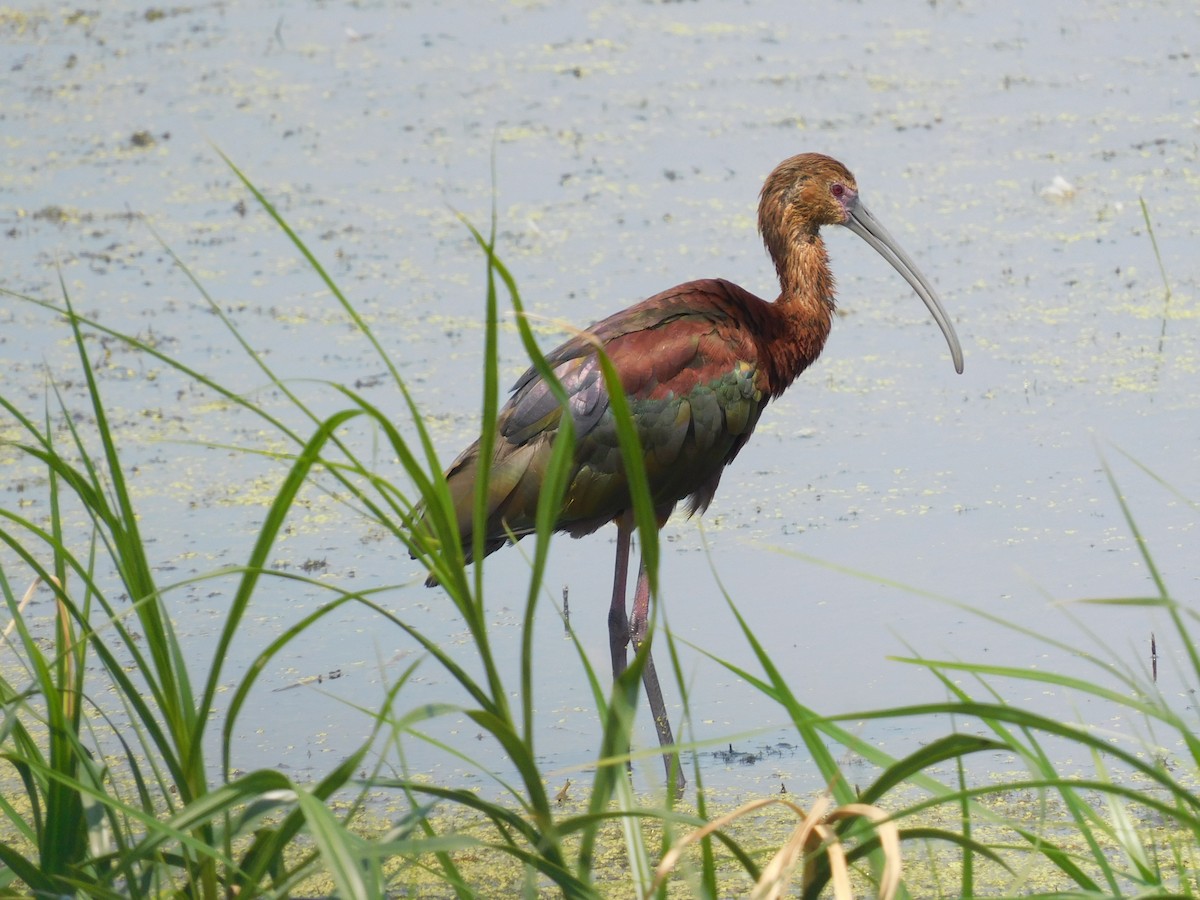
[608,516,636,779]
[631,554,686,795]
[608,516,633,683]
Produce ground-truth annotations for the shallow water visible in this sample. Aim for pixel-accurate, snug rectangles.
[3,1,1198,797]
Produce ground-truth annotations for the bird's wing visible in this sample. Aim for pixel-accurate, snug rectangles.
[434,280,772,555]
[487,279,770,532]
[505,280,763,440]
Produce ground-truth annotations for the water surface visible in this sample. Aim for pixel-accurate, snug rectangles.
[3,0,1197,796]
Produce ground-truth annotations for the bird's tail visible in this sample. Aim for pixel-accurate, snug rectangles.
[411,435,548,585]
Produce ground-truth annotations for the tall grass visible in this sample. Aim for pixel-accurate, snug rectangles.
[0,158,710,897]
[1,159,1197,897]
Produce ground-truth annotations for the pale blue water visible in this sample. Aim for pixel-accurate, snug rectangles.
[3,0,1197,798]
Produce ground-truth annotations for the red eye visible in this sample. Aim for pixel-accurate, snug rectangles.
[830,183,846,198]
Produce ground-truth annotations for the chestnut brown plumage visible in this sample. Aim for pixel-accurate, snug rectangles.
[420,153,963,791]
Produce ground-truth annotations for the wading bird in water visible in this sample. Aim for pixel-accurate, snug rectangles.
[419,153,963,792]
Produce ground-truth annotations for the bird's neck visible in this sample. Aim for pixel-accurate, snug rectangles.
[764,235,836,395]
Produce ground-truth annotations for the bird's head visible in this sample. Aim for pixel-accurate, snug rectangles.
[758,153,859,252]
[758,153,964,374]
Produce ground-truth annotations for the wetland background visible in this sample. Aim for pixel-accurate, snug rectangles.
[3,0,1198,801]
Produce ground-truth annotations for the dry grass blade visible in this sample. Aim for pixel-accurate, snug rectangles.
[820,803,902,899]
[754,793,831,900]
[4,576,59,640]
[651,793,901,900]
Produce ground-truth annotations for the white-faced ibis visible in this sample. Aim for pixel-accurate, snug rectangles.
[420,153,963,791]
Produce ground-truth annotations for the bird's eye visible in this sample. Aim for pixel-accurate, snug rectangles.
[830,183,846,199]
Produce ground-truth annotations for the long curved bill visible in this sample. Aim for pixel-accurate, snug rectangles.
[844,198,964,374]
